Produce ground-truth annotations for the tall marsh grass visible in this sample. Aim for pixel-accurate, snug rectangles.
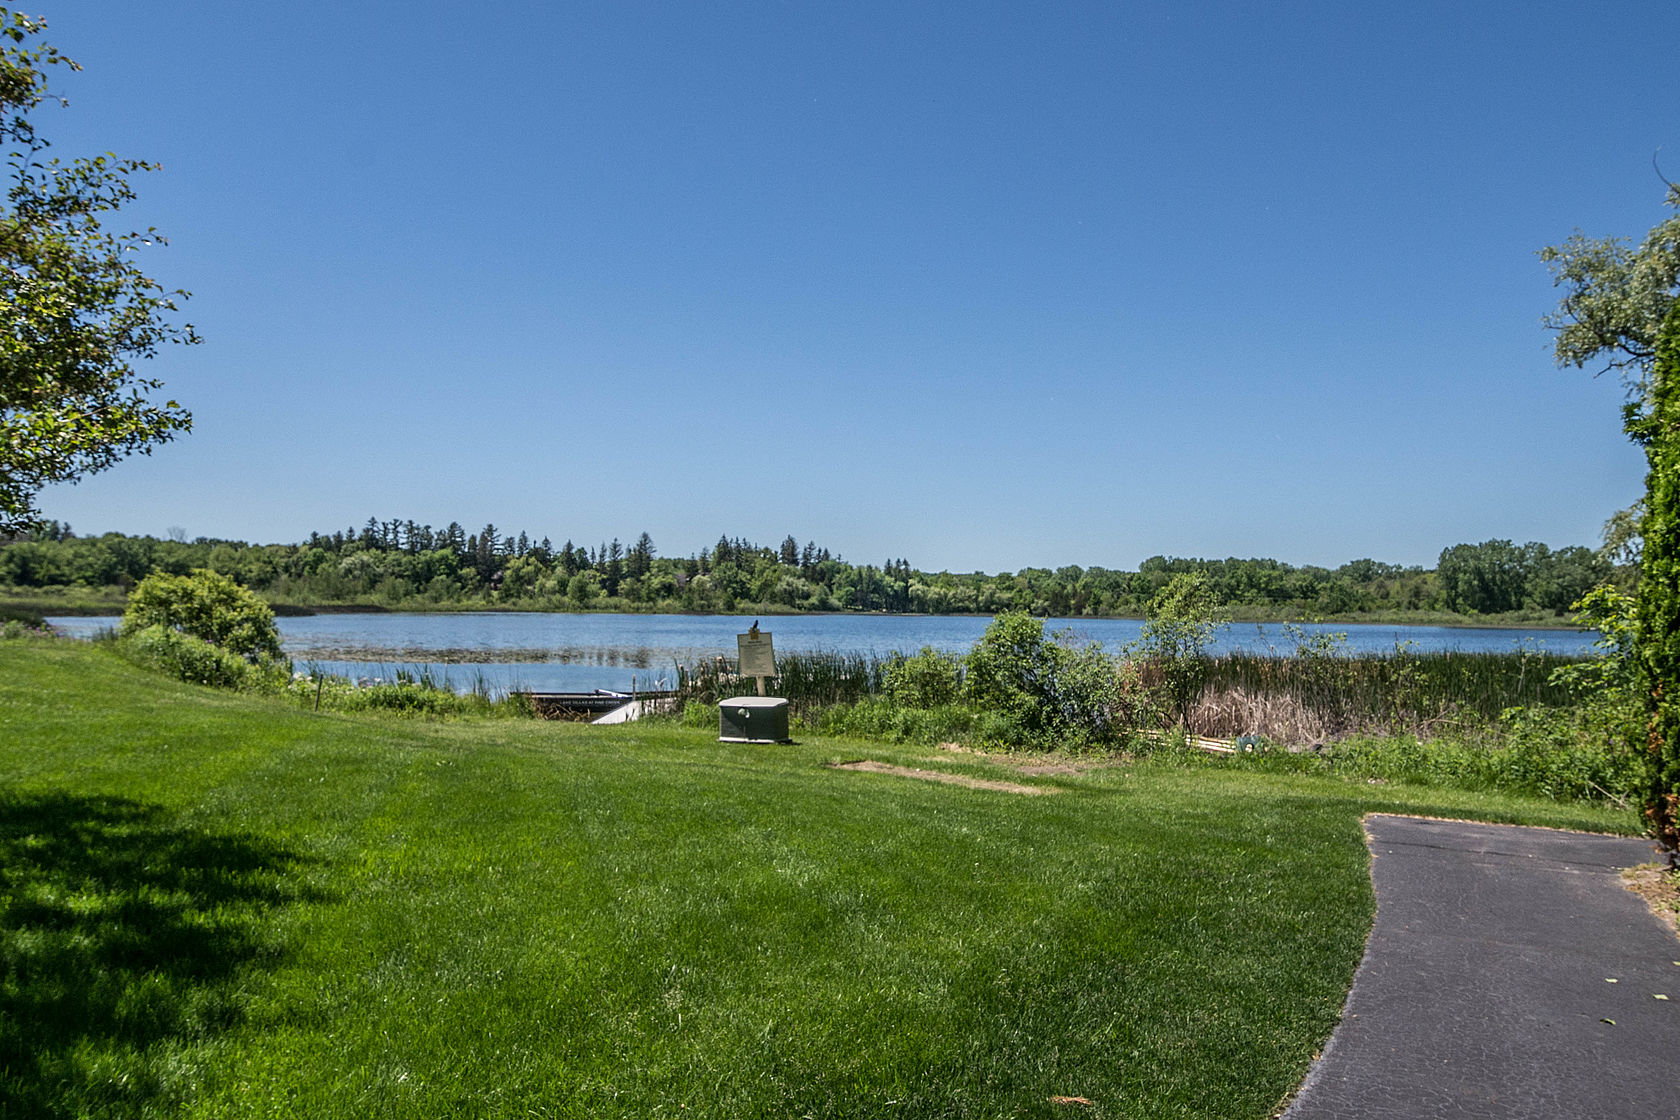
[673,650,885,720]
[1188,648,1578,742]
[682,644,1599,765]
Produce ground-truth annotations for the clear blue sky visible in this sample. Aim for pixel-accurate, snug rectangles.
[31,1,1680,572]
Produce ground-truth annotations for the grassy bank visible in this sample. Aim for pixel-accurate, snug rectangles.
[0,639,1637,1119]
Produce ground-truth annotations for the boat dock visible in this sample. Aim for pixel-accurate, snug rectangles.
[519,690,677,722]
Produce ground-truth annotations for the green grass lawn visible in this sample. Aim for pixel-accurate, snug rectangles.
[0,640,1638,1119]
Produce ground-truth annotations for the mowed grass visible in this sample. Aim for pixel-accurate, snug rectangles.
[0,642,1638,1119]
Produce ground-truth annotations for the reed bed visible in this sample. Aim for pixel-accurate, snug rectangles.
[673,649,886,720]
[672,646,1585,746]
[1187,649,1580,742]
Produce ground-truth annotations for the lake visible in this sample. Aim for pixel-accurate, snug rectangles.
[48,611,1601,695]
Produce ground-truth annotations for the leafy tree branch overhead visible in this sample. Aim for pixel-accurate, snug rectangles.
[1543,184,1680,856]
[1541,182,1680,425]
[0,7,196,535]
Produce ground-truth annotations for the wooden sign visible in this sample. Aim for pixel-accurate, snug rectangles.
[737,626,776,693]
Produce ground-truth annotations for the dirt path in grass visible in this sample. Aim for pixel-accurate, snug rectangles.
[826,759,1058,795]
[931,742,1126,776]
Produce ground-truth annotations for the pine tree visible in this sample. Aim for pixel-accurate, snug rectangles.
[604,538,624,597]
[628,532,654,579]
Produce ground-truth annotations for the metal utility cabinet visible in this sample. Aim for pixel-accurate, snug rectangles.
[718,695,791,743]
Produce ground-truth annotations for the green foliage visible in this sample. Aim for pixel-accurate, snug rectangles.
[0,518,1610,624]
[1540,184,1680,415]
[1636,298,1680,851]
[565,569,600,606]
[1551,584,1640,697]
[883,645,963,708]
[1212,726,1643,806]
[963,611,1128,747]
[271,665,532,721]
[807,697,1018,746]
[122,568,281,661]
[1497,704,1644,803]
[963,612,1061,723]
[1134,573,1227,732]
[113,624,278,690]
[1434,539,1610,615]
[0,601,44,637]
[0,10,196,533]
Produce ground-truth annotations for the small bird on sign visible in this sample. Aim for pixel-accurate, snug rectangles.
[749,620,760,636]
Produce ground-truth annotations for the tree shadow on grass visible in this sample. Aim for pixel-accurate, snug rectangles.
[0,790,325,1118]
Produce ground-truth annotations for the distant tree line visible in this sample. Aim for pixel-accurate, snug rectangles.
[0,517,1619,619]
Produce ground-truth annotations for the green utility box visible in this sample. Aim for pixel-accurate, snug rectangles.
[718,695,791,743]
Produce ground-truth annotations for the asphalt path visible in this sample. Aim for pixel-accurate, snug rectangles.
[1282,815,1678,1120]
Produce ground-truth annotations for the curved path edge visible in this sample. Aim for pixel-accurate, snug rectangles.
[1280,815,1678,1120]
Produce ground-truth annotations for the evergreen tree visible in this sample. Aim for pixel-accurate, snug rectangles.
[1636,300,1680,854]
[604,538,624,597]
[628,532,654,579]
[475,524,498,578]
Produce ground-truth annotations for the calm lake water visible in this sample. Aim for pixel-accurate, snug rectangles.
[49,611,1601,695]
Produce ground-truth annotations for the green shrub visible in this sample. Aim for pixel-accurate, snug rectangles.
[1635,299,1680,852]
[1,605,49,640]
[0,603,45,628]
[122,569,282,661]
[114,624,277,690]
[1131,573,1226,733]
[808,697,1020,747]
[964,612,1058,724]
[1207,719,1642,805]
[963,612,1130,747]
[354,681,465,716]
[281,668,533,721]
[884,646,963,708]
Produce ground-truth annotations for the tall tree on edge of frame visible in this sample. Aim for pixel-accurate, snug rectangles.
[0,9,196,533]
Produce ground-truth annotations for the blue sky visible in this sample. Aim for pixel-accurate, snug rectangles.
[31,1,1680,572]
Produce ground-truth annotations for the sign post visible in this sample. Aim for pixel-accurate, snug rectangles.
[736,623,776,696]
[718,623,790,743]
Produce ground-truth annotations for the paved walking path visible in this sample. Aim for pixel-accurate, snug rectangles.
[1283,815,1678,1120]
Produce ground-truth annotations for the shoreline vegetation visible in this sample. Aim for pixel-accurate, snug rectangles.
[17,564,1637,815]
[0,521,1620,629]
